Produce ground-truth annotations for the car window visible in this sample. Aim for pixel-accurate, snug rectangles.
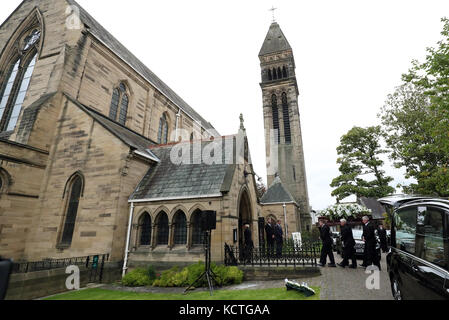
[395,207,416,254]
[415,206,448,269]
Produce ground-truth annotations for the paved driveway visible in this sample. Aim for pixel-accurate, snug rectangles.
[223,253,393,300]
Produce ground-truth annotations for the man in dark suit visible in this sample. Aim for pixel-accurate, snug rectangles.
[274,220,284,258]
[377,224,388,253]
[265,217,275,258]
[362,216,381,270]
[244,224,254,262]
[337,219,357,268]
[318,218,336,267]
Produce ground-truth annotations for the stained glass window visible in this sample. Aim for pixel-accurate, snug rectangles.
[61,176,82,245]
[173,211,187,245]
[139,213,151,246]
[156,212,169,245]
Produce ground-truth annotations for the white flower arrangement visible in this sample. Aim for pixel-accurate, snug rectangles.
[321,203,372,221]
[285,279,315,297]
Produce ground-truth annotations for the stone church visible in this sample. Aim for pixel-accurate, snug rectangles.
[0,0,311,267]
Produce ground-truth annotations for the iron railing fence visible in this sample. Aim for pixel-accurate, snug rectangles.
[11,254,110,274]
[224,241,320,267]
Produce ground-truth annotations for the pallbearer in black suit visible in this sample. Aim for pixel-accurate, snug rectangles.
[337,219,357,269]
[318,218,336,267]
[244,224,254,262]
[265,218,275,257]
[274,220,284,258]
[362,216,381,270]
[377,224,388,253]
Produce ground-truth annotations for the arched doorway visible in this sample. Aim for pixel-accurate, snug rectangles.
[237,188,253,251]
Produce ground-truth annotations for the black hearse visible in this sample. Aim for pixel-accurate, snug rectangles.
[379,195,449,300]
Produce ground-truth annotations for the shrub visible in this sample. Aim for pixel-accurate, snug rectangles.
[121,268,153,287]
[146,265,157,281]
[152,262,244,288]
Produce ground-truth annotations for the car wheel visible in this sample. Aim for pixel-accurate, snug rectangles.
[391,275,403,301]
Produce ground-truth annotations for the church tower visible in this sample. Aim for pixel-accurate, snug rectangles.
[259,22,312,230]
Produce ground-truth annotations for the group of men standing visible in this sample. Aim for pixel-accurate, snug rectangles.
[264,217,284,258]
[318,216,386,270]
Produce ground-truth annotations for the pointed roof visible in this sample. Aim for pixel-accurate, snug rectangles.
[259,22,292,56]
[130,136,239,201]
[64,0,218,135]
[260,176,297,205]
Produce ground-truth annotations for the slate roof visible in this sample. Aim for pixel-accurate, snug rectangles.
[259,22,292,56]
[260,176,297,205]
[358,197,387,220]
[65,94,159,162]
[65,0,217,134]
[130,136,239,201]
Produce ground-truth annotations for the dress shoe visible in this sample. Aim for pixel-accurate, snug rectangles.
[337,263,346,268]
[318,263,326,267]
[349,265,357,269]
[328,263,337,268]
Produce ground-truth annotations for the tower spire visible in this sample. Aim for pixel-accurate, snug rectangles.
[269,6,277,23]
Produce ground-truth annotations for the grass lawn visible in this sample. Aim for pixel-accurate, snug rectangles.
[44,287,320,301]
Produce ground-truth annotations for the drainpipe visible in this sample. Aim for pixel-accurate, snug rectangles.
[122,201,135,278]
[283,203,288,240]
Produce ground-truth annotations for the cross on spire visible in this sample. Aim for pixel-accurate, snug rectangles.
[269,6,277,23]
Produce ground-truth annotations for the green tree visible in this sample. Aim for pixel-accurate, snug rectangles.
[379,17,449,197]
[380,83,449,196]
[330,126,395,202]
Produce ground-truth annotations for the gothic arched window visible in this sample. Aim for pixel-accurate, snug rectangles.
[156,211,169,245]
[139,213,151,246]
[282,93,291,144]
[271,94,280,144]
[60,174,83,246]
[282,66,288,78]
[278,67,282,79]
[0,28,40,132]
[268,69,273,81]
[191,210,204,246]
[109,83,129,125]
[158,113,169,144]
[173,211,187,245]
[272,68,277,80]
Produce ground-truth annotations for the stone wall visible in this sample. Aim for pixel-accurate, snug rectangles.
[5,261,122,300]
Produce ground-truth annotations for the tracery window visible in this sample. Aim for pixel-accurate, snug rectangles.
[173,211,187,245]
[158,113,169,144]
[191,210,204,246]
[60,174,83,246]
[109,83,129,125]
[156,211,169,245]
[0,28,40,132]
[139,213,152,246]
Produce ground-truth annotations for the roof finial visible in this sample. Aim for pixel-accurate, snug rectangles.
[269,6,278,23]
[239,113,245,131]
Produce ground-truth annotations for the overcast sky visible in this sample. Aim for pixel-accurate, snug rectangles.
[1,0,448,210]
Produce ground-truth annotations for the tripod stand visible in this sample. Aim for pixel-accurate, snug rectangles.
[184,230,219,296]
